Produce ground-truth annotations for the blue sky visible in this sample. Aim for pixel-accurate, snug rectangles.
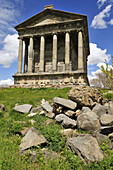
[0,0,113,86]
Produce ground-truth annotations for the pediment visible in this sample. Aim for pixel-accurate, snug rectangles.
[31,18,66,27]
[15,9,86,30]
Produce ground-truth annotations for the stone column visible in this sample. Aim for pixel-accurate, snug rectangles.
[39,35,45,72]
[17,38,23,73]
[52,34,57,71]
[24,41,28,73]
[34,40,39,73]
[65,32,70,71]
[78,31,84,70]
[28,37,34,73]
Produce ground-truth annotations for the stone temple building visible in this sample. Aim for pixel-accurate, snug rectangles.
[13,5,90,87]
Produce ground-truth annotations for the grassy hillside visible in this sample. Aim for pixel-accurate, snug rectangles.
[0,88,113,170]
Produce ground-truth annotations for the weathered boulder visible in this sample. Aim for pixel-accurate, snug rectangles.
[93,132,112,149]
[67,134,104,163]
[68,86,103,108]
[55,114,76,128]
[41,101,53,113]
[77,111,100,131]
[14,104,32,114]
[92,103,108,117]
[81,107,91,113]
[53,97,77,110]
[99,114,113,126]
[64,110,76,118]
[19,127,47,152]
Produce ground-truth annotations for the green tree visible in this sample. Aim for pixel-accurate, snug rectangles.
[101,57,113,89]
[101,57,113,80]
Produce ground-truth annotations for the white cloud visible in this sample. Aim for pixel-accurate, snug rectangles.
[0,34,19,68]
[90,69,102,80]
[88,43,110,65]
[0,78,14,87]
[108,19,113,24]
[97,0,107,8]
[91,5,112,29]
[0,0,24,41]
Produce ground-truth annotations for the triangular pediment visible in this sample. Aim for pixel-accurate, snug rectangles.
[15,8,86,30]
[31,18,68,27]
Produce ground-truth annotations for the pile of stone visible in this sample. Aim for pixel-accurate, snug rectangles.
[13,85,113,164]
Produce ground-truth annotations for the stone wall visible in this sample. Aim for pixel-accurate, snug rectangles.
[13,72,88,87]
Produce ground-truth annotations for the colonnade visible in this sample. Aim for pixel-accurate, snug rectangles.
[17,31,84,74]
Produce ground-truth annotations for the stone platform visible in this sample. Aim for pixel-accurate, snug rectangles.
[13,71,88,87]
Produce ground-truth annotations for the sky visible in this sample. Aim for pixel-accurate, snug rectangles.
[0,0,113,86]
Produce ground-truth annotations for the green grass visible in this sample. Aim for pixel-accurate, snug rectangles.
[100,89,113,100]
[0,87,113,170]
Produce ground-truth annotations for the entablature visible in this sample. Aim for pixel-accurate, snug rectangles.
[18,19,84,37]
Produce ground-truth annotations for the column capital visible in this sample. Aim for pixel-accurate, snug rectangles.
[40,34,45,37]
[18,36,23,40]
[77,28,84,33]
[65,31,70,34]
[52,32,58,36]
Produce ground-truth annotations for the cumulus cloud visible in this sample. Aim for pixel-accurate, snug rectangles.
[108,19,113,24]
[88,43,110,66]
[0,34,19,68]
[97,0,107,8]
[0,0,24,41]
[0,78,14,87]
[91,5,112,29]
[88,43,112,84]
[89,69,102,81]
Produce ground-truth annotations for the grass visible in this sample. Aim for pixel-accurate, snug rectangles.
[0,87,113,169]
[100,89,113,100]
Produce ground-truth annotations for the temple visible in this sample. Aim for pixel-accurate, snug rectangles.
[13,5,90,87]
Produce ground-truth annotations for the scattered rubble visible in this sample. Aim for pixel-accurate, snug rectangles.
[19,127,47,153]
[55,114,77,128]
[12,85,113,164]
[14,104,32,113]
[77,111,101,131]
[67,134,104,164]
[53,97,77,110]
[41,101,53,113]
[68,86,103,108]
